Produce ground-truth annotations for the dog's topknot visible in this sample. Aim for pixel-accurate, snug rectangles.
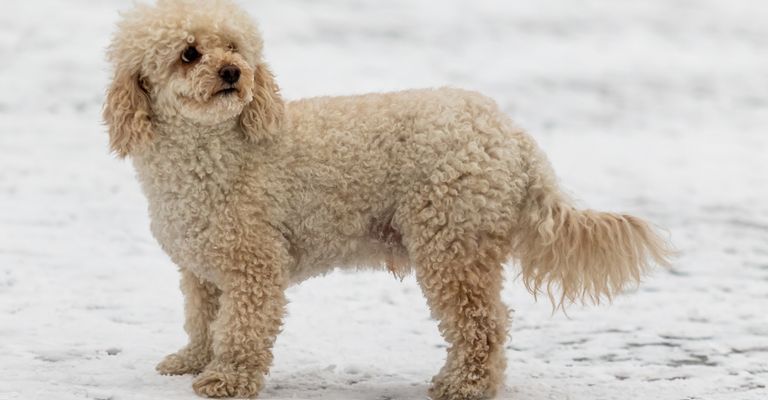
[108,0,264,77]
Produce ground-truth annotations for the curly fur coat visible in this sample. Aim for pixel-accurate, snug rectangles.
[103,1,671,399]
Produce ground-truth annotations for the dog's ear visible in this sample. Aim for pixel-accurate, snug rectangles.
[103,71,154,158]
[240,62,285,142]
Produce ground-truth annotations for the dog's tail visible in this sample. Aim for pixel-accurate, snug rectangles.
[512,135,672,309]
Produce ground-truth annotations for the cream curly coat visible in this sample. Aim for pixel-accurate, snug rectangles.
[103,1,671,399]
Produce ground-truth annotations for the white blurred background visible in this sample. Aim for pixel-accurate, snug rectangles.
[0,1,766,399]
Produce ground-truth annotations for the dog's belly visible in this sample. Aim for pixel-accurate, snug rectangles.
[288,238,409,285]
[284,204,410,284]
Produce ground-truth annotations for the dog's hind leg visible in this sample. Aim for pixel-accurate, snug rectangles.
[396,157,517,400]
[416,255,509,400]
[156,268,220,375]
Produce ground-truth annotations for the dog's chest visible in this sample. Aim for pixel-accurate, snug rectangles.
[133,146,238,277]
[152,183,227,268]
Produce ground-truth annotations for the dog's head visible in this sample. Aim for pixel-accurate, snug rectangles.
[103,0,283,157]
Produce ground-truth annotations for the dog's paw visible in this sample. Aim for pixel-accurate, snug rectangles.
[429,373,496,400]
[192,363,264,398]
[156,349,210,375]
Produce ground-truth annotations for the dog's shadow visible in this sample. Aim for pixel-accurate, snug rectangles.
[260,367,430,400]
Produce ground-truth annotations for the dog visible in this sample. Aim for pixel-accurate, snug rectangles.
[103,0,671,398]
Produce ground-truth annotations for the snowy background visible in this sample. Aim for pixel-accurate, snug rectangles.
[1,0,767,399]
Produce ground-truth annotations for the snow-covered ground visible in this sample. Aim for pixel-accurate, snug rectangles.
[1,0,767,399]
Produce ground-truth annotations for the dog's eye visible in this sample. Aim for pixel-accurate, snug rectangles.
[227,43,237,52]
[181,46,201,63]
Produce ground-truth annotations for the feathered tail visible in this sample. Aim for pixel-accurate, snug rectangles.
[513,136,672,308]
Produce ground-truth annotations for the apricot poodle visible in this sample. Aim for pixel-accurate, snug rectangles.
[103,1,671,399]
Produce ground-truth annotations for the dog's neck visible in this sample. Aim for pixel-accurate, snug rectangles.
[132,117,248,199]
[152,114,241,143]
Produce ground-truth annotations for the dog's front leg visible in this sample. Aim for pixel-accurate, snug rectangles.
[192,245,289,398]
[157,269,221,375]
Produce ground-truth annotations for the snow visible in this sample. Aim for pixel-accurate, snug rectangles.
[1,0,767,399]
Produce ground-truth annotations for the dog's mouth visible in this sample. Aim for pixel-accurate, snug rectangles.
[215,87,239,96]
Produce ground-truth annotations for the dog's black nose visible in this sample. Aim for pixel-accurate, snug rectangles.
[219,65,240,84]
